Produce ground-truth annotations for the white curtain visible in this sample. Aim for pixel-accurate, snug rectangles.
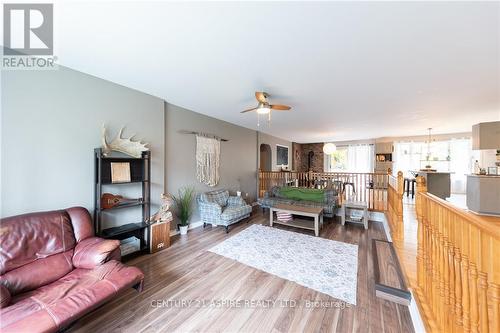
[347,144,374,172]
[324,144,374,172]
[196,135,220,187]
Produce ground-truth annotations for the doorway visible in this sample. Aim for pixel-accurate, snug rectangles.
[260,144,272,171]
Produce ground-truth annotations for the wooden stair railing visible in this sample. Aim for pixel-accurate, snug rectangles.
[415,176,500,333]
[388,171,404,239]
[387,171,404,240]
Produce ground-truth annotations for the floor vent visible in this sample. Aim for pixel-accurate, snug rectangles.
[372,239,412,306]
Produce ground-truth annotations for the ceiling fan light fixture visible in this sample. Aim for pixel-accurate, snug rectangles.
[256,107,270,114]
[323,143,337,155]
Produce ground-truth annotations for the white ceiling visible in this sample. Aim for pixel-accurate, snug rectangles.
[54,1,499,143]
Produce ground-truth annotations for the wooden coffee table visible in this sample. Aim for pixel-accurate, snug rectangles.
[270,204,324,236]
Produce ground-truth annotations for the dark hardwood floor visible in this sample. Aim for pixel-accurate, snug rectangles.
[68,210,414,333]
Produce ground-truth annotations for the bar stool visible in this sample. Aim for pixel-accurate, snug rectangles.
[404,177,417,198]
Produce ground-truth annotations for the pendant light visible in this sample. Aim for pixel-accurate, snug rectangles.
[426,128,433,160]
[323,143,337,155]
[425,128,433,169]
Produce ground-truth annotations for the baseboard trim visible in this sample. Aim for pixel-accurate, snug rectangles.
[408,289,426,333]
[368,211,385,223]
[379,213,392,242]
[169,220,203,237]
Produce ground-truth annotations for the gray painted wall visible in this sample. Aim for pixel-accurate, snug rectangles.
[165,103,258,224]
[1,66,165,225]
[1,67,293,231]
[258,132,292,171]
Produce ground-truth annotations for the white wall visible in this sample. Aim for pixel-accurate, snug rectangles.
[1,66,165,222]
[1,67,268,230]
[472,149,497,170]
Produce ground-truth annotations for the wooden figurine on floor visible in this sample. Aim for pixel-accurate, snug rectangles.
[149,193,173,253]
[148,193,173,224]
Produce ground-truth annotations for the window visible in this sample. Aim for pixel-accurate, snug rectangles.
[328,147,348,171]
[449,139,472,194]
[393,138,471,194]
[393,142,424,176]
[325,144,374,172]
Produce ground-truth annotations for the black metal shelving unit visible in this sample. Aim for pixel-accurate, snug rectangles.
[94,148,151,255]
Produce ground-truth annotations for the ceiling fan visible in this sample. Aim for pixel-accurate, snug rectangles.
[241,92,291,114]
[241,92,291,127]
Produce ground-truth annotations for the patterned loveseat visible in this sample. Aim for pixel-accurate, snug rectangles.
[258,186,340,218]
[197,190,252,233]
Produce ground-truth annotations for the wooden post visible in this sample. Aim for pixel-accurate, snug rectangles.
[415,176,427,292]
[415,176,426,220]
[260,169,262,197]
[395,171,404,239]
[397,172,404,205]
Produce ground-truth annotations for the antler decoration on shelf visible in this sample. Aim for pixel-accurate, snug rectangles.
[101,125,149,158]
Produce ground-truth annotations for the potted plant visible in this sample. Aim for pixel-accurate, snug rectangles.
[172,186,195,235]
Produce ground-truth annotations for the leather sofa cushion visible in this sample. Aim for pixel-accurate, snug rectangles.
[1,250,74,296]
[1,260,144,333]
[0,210,76,275]
[72,237,120,269]
[0,284,10,308]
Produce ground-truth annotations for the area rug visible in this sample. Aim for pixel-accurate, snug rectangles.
[208,224,358,305]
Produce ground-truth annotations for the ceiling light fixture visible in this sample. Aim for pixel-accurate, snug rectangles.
[241,92,292,127]
[323,143,337,155]
[256,106,271,114]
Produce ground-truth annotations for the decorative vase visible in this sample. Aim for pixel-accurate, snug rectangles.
[179,225,188,235]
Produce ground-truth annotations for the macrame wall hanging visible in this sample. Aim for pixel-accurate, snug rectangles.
[196,135,220,187]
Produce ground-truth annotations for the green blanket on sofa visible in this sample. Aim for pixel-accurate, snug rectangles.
[279,187,324,203]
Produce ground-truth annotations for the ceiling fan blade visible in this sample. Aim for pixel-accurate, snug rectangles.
[240,107,258,113]
[270,104,291,110]
[255,92,268,103]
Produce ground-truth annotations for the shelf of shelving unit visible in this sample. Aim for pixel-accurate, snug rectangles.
[101,180,149,185]
[100,222,150,239]
[376,153,393,162]
[94,148,151,256]
[99,200,146,212]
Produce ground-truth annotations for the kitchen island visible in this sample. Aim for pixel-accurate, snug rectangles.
[411,171,452,199]
[466,174,500,216]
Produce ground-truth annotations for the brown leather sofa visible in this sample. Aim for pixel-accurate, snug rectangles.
[0,207,144,333]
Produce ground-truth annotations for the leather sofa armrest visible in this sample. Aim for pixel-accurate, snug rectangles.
[227,196,245,206]
[0,284,10,308]
[72,237,121,269]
